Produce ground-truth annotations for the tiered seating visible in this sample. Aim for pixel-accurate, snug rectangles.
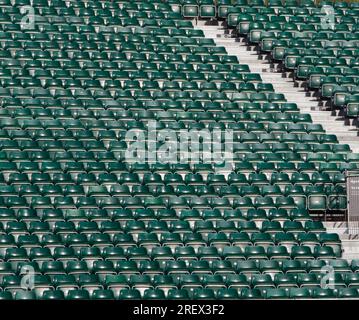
[186,0,359,124]
[0,0,356,299]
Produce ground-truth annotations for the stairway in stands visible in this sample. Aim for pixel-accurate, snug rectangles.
[194,20,359,259]
[194,21,359,154]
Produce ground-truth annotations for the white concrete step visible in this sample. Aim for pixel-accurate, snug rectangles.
[194,23,359,154]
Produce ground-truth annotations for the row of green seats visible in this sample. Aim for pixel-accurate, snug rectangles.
[175,0,359,21]
[0,244,340,261]
[4,287,359,300]
[0,195,347,211]
[0,233,341,254]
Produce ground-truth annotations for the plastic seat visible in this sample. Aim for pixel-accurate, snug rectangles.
[289,288,311,299]
[167,289,190,300]
[66,290,90,300]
